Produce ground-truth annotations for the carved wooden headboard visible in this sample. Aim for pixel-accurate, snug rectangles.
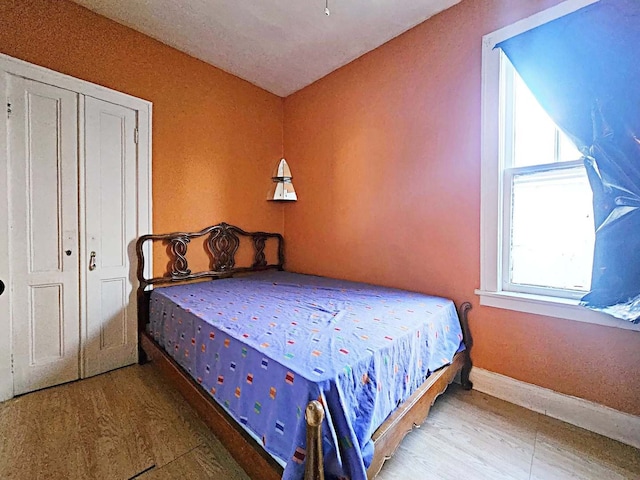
[135,222,284,329]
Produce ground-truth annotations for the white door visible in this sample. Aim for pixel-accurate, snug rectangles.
[83,96,138,377]
[8,75,80,395]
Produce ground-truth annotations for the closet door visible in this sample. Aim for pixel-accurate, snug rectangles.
[8,75,80,395]
[83,96,138,377]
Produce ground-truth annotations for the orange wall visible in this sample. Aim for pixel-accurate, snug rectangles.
[284,0,640,416]
[0,0,284,274]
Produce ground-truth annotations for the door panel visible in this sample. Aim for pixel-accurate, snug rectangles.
[30,284,65,361]
[84,96,138,377]
[100,278,127,349]
[9,75,80,395]
[27,93,65,274]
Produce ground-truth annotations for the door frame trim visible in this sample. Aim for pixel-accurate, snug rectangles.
[0,53,153,401]
[0,70,10,401]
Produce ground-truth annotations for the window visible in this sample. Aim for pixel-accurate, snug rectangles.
[477,0,640,331]
[501,57,594,298]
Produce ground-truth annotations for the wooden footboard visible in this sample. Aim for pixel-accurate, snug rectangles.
[304,401,326,480]
[141,303,471,480]
[141,331,467,480]
[367,350,466,477]
[300,351,467,480]
[303,302,472,480]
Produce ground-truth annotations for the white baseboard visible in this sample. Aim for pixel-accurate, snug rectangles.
[469,367,640,450]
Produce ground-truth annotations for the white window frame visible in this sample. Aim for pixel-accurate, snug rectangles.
[476,0,640,332]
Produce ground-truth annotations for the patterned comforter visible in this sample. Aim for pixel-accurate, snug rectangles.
[148,271,464,480]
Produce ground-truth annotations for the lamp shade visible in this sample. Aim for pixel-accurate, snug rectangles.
[268,159,297,201]
[273,158,292,179]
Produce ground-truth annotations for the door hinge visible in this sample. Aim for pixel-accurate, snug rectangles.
[10,354,14,374]
[134,127,139,144]
[7,102,12,119]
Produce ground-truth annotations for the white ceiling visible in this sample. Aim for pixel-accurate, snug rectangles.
[71,0,461,97]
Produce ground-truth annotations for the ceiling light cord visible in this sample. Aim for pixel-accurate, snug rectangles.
[325,0,330,16]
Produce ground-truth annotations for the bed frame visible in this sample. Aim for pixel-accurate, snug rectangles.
[136,222,473,480]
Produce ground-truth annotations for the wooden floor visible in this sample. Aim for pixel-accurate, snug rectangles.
[1,365,639,480]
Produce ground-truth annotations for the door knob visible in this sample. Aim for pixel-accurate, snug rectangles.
[0,280,4,296]
[65,250,72,256]
[89,251,97,271]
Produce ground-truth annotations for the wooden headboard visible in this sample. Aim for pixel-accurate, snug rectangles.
[135,222,284,330]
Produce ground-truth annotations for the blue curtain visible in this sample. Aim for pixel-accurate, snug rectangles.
[497,0,640,323]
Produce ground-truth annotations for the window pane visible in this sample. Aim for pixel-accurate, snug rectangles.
[511,69,582,167]
[510,166,594,292]
[513,74,556,167]
[557,130,582,162]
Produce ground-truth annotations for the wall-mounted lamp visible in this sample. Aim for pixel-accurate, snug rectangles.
[267,158,297,201]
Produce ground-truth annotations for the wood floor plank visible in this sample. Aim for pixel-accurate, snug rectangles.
[530,415,640,480]
[138,441,249,480]
[1,365,639,480]
[0,365,244,480]
[129,365,217,467]
[377,385,539,480]
[98,370,156,478]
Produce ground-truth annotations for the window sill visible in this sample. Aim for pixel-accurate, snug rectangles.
[475,289,640,331]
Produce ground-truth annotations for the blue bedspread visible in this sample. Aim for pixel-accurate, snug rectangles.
[149,271,463,480]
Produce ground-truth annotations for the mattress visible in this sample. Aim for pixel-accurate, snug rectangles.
[148,271,464,480]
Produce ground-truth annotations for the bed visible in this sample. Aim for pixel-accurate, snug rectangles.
[136,223,473,480]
